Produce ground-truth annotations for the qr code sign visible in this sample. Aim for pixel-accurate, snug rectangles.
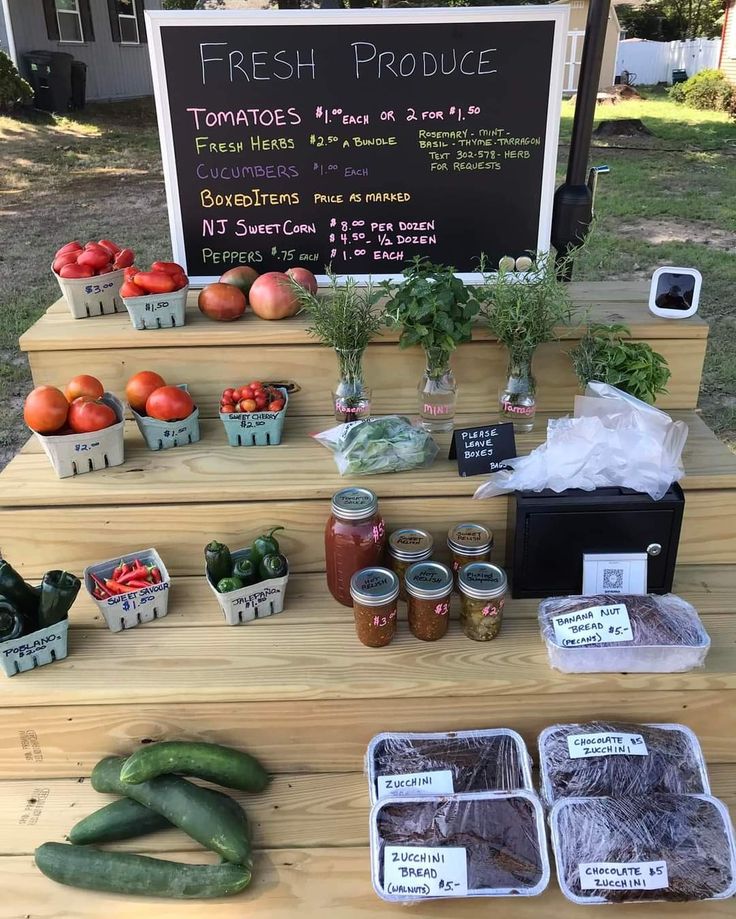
[602,568,624,591]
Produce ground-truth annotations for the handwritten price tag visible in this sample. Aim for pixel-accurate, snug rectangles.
[383,846,467,898]
[580,861,668,891]
[567,731,648,759]
[552,603,633,647]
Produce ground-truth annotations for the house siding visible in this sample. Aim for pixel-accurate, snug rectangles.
[721,0,736,85]
[9,0,162,100]
[0,8,10,58]
[556,0,622,90]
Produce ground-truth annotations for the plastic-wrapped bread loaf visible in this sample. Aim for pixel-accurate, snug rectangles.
[551,794,736,904]
[538,722,709,806]
[538,593,710,673]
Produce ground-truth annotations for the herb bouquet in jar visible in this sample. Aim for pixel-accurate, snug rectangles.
[480,255,577,432]
[382,259,480,432]
[291,270,383,423]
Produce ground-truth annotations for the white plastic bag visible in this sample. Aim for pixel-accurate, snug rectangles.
[474,382,688,501]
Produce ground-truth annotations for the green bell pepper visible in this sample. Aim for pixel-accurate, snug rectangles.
[205,542,232,587]
[258,554,288,581]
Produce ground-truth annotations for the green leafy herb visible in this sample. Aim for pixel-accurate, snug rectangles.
[569,323,671,404]
[381,259,480,377]
[317,416,439,476]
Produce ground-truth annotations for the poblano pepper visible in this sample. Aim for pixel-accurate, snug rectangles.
[0,559,40,628]
[205,542,232,587]
[38,570,81,628]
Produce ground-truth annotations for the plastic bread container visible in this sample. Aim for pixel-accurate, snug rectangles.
[366,728,533,804]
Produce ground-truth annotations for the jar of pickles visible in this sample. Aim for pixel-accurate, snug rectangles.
[405,561,453,642]
[350,567,400,648]
[457,563,508,641]
[447,523,494,581]
[326,488,387,607]
[388,529,434,601]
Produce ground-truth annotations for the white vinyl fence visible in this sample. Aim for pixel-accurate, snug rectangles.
[616,38,722,85]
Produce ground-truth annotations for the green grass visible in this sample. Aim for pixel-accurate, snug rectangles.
[0,89,734,463]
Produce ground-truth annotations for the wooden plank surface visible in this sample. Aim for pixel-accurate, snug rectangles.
[0,615,732,709]
[24,282,708,352]
[1,765,734,856]
[64,565,736,630]
[2,485,734,578]
[1,848,734,919]
[26,335,706,415]
[2,689,733,779]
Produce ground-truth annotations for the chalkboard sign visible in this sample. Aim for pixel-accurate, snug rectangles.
[449,422,516,477]
[147,8,568,285]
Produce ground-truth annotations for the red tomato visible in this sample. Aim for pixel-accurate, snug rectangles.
[151,261,186,276]
[170,272,189,291]
[52,252,79,273]
[68,398,117,434]
[24,385,69,434]
[123,266,139,281]
[125,371,166,414]
[221,403,236,414]
[198,283,246,322]
[222,389,236,403]
[133,271,177,295]
[59,263,95,279]
[239,399,257,413]
[268,400,285,412]
[120,280,146,298]
[146,386,195,422]
[65,374,104,403]
[55,241,82,258]
[113,248,135,270]
[286,266,318,295]
[248,272,300,320]
[84,242,108,254]
[78,249,112,271]
[98,239,121,255]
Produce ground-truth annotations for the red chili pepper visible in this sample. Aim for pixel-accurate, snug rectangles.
[124,578,151,590]
[149,566,162,584]
[112,566,123,581]
[117,567,149,586]
[105,579,127,595]
[90,573,112,597]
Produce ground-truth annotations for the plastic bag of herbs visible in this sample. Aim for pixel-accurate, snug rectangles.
[313,416,439,476]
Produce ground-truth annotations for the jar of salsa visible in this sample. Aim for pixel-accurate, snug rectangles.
[457,563,508,641]
[350,567,400,648]
[388,528,434,601]
[447,523,494,581]
[326,487,386,607]
[405,561,453,642]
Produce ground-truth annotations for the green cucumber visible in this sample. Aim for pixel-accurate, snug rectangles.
[120,741,270,793]
[35,842,251,899]
[91,757,252,866]
[68,797,171,845]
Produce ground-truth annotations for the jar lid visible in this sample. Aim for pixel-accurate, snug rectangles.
[388,528,434,562]
[331,487,378,520]
[458,563,508,600]
[405,561,453,600]
[447,522,493,555]
[350,567,400,606]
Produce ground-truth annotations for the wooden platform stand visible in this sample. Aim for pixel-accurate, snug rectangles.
[1,281,735,917]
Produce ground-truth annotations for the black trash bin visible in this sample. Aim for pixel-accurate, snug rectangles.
[22,50,73,113]
[672,69,688,84]
[70,60,87,110]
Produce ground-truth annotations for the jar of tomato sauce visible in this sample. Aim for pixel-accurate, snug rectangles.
[326,487,387,607]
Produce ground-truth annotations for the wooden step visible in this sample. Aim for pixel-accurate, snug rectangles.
[2,412,734,577]
[20,282,709,415]
[5,847,734,919]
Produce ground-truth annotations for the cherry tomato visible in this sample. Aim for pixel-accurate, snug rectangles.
[98,239,121,256]
[52,252,79,273]
[239,385,254,400]
[221,403,236,414]
[59,263,95,279]
[55,241,82,258]
[113,248,135,270]
[222,388,236,403]
[133,271,177,295]
[255,395,267,410]
[268,400,285,412]
[239,399,257,413]
[120,280,146,298]
[250,381,263,391]
[78,249,112,271]
[151,261,186,276]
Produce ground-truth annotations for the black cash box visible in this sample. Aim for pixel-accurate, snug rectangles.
[509,484,685,599]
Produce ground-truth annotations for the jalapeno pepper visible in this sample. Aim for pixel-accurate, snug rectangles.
[258,554,288,581]
[251,528,284,564]
[205,542,232,587]
[38,570,81,628]
[217,576,244,594]
[232,558,256,585]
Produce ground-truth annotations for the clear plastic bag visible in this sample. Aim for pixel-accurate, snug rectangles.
[312,416,439,476]
[538,722,710,807]
[474,382,688,501]
[366,729,533,803]
[551,794,736,904]
[538,593,711,673]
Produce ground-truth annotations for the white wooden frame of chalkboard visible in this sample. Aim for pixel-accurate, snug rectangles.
[146,6,569,287]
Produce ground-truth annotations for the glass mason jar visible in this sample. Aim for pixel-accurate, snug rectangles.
[447,523,494,583]
[333,348,372,423]
[500,351,537,433]
[457,562,508,641]
[325,487,387,607]
[388,528,434,601]
[350,567,400,648]
[419,349,457,433]
[405,561,453,642]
